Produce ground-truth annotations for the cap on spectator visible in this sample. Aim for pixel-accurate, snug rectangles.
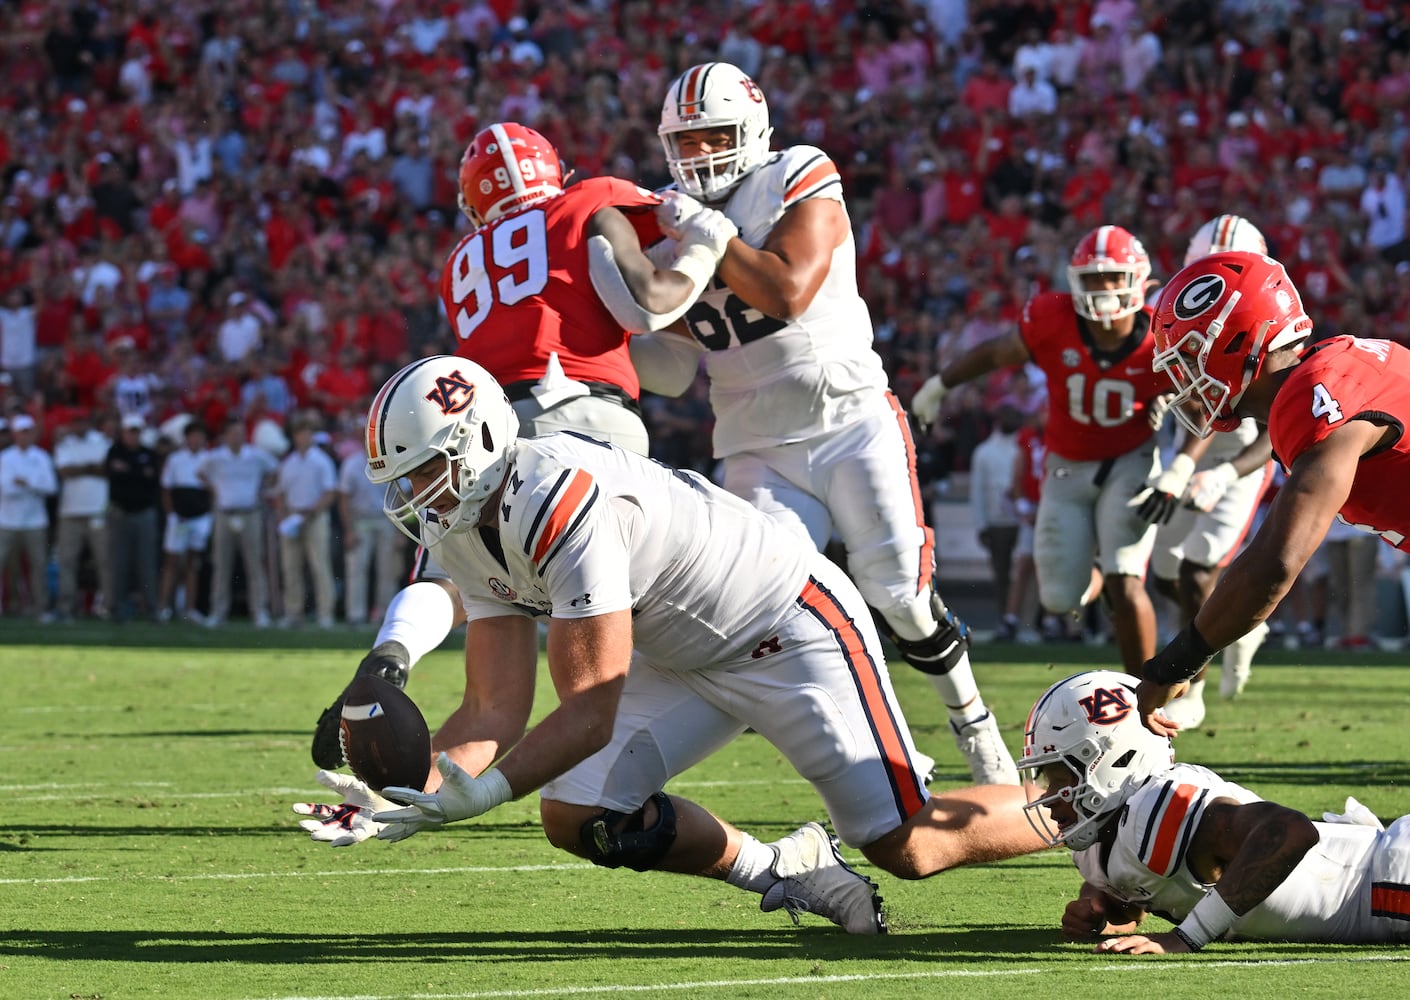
[1178,110,1199,127]
[1091,14,1112,29]
[13,169,33,186]
[1397,261,1410,276]
[1015,245,1037,262]
[1227,111,1249,128]
[111,335,137,351]
[122,415,146,431]
[1295,155,1316,170]
[10,414,35,432]
[917,159,937,174]
[66,98,86,113]
[1341,29,1360,43]
[228,291,247,306]
[345,39,366,53]
[508,15,529,33]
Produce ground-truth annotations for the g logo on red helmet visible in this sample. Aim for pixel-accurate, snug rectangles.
[1172,274,1226,321]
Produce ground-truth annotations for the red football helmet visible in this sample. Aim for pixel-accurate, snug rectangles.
[1151,251,1313,438]
[1067,225,1151,328]
[457,122,564,228]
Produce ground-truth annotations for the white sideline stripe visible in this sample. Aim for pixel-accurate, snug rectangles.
[256,956,1410,1000]
[0,864,596,885]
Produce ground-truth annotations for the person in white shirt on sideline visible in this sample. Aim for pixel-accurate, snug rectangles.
[273,414,339,629]
[52,410,112,621]
[968,405,1025,640]
[337,441,403,627]
[199,419,277,627]
[0,414,57,619]
[157,418,213,624]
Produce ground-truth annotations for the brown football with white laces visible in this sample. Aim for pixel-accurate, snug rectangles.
[338,674,432,792]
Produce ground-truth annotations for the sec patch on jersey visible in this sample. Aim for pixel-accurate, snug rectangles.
[338,674,432,792]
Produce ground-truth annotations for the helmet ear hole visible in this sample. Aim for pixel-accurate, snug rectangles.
[481,421,494,451]
[1112,749,1137,768]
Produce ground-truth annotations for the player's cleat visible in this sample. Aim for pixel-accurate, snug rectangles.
[1161,678,1207,729]
[311,640,412,769]
[759,822,885,934]
[1220,620,1269,699]
[951,711,1020,785]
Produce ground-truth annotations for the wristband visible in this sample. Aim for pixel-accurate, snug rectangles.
[1145,621,1217,685]
[1174,889,1238,950]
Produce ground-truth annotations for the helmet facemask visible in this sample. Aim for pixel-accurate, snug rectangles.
[1069,266,1146,329]
[659,62,773,202]
[381,433,509,546]
[661,120,771,201]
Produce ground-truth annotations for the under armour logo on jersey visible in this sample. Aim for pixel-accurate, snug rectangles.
[751,635,782,659]
[1172,275,1226,321]
[424,370,477,415]
[569,593,592,608]
[1077,687,1133,725]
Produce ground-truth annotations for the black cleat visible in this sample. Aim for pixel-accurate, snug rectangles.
[310,641,411,768]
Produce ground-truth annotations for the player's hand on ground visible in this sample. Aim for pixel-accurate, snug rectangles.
[654,190,705,239]
[1183,462,1238,512]
[1062,895,1112,939]
[373,753,513,842]
[910,375,948,429]
[1095,931,1189,955]
[292,769,396,847]
[1134,678,1185,738]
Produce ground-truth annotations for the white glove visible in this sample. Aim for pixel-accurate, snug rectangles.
[654,190,705,239]
[1183,462,1238,512]
[1322,796,1385,830]
[292,769,396,847]
[911,374,948,429]
[1147,392,1175,431]
[674,204,737,263]
[1130,453,1196,525]
[373,753,513,843]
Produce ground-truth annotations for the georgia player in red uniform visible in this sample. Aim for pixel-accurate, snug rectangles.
[912,226,1206,674]
[1138,251,1410,732]
[311,122,736,769]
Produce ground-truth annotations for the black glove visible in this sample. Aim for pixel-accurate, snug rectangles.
[311,640,412,769]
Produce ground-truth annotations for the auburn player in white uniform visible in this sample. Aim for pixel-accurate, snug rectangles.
[311,123,730,769]
[294,357,1048,935]
[1148,216,1277,729]
[650,62,1017,785]
[1021,671,1410,952]
[913,226,1207,676]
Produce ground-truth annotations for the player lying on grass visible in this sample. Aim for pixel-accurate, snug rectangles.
[294,356,1048,935]
[1021,670,1410,953]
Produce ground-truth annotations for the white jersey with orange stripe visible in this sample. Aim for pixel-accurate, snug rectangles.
[1073,763,1401,943]
[684,144,888,458]
[423,431,814,670]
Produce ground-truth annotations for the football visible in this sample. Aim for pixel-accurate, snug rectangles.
[338,674,432,792]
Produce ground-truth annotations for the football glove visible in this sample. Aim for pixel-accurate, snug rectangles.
[674,204,738,263]
[911,375,948,429]
[1147,392,1175,431]
[1131,453,1196,525]
[292,769,396,847]
[373,753,513,843]
[1183,462,1238,512]
[654,190,706,239]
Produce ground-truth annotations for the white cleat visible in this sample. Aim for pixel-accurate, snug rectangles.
[951,711,1020,785]
[1162,678,1207,730]
[759,822,885,934]
[1220,621,1270,700]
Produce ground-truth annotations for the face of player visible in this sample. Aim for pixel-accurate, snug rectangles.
[1034,760,1080,834]
[406,455,456,519]
[675,126,736,175]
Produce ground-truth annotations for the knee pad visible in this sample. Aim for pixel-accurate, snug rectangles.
[579,791,677,872]
[892,607,970,676]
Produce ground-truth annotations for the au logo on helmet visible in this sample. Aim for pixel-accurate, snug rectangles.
[425,370,477,415]
[1077,686,1132,725]
[1172,274,1227,320]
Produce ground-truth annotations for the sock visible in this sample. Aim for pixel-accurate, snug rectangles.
[375,581,457,668]
[927,653,986,726]
[725,833,780,894]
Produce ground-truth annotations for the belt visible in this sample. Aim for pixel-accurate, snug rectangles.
[218,507,259,514]
[503,379,641,418]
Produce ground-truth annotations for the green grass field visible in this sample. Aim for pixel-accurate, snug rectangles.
[2,620,1406,999]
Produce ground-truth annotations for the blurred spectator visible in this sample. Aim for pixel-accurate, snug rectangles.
[0,283,37,397]
[1323,518,1381,650]
[52,410,112,621]
[970,404,1024,638]
[337,446,402,628]
[200,419,276,629]
[104,415,161,622]
[273,414,337,629]
[157,419,212,625]
[0,414,57,620]
[1361,160,1408,263]
[216,292,263,364]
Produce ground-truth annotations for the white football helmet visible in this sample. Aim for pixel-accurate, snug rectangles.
[659,61,773,202]
[1019,670,1174,850]
[1184,214,1267,267]
[364,356,520,545]
[1067,225,1151,329]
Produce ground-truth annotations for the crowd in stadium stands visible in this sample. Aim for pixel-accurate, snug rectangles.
[1,0,1409,637]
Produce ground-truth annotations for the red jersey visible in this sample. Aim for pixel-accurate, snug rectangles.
[1268,336,1410,550]
[438,177,662,396]
[1018,292,1166,462]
